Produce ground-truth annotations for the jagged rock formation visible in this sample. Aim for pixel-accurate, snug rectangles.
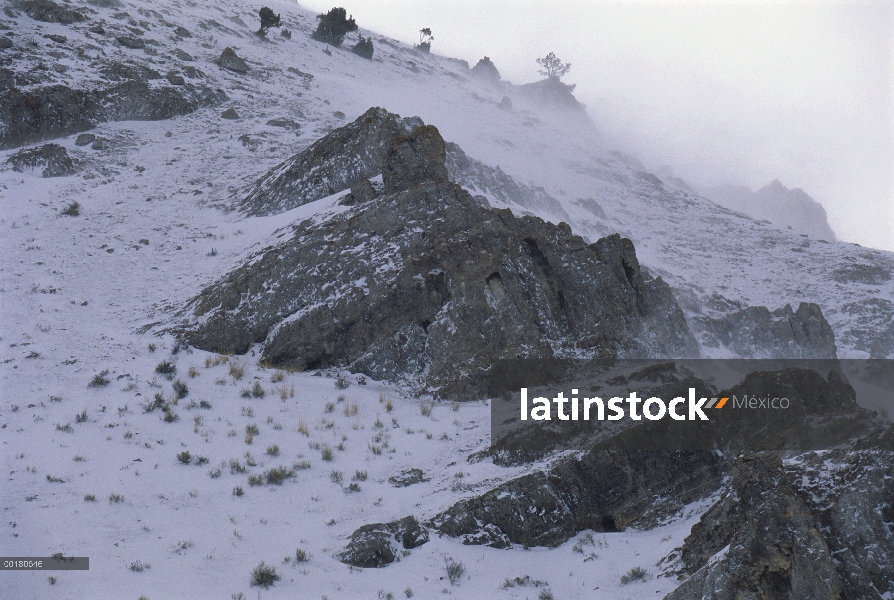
[338,516,429,568]
[667,449,894,600]
[0,82,227,150]
[6,143,75,177]
[515,77,587,117]
[218,47,249,73]
[183,123,698,398]
[14,0,84,24]
[695,302,838,358]
[702,180,837,241]
[241,107,423,216]
[242,107,576,221]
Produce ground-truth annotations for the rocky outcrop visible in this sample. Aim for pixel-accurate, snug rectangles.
[702,180,837,241]
[242,107,585,223]
[470,56,500,84]
[240,107,423,216]
[430,450,725,549]
[183,125,698,398]
[516,77,586,116]
[667,449,894,600]
[14,0,84,24]
[337,516,428,568]
[695,302,837,359]
[6,143,75,177]
[0,82,227,150]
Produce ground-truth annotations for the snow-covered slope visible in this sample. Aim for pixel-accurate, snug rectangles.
[1,0,892,598]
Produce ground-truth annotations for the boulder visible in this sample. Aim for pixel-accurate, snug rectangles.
[221,107,239,119]
[338,516,428,568]
[0,37,12,50]
[470,56,500,84]
[166,72,185,86]
[7,143,75,177]
[218,47,248,73]
[74,133,95,146]
[115,36,145,49]
[388,468,427,487]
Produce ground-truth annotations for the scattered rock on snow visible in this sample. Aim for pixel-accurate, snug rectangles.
[6,143,75,177]
[14,0,84,24]
[116,35,146,49]
[388,468,428,488]
[74,133,95,146]
[221,107,239,119]
[338,516,429,568]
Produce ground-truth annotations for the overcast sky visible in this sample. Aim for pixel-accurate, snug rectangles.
[296,1,894,252]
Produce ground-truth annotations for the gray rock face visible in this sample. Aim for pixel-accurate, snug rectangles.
[0,38,12,50]
[430,450,725,548]
[220,107,239,119]
[6,143,74,177]
[696,302,837,358]
[74,133,95,146]
[218,47,248,72]
[666,449,894,600]
[0,82,227,150]
[382,125,449,193]
[338,516,429,568]
[100,62,162,82]
[183,183,698,399]
[240,107,423,216]
[15,0,84,24]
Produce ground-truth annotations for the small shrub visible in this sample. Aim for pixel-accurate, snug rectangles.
[266,444,280,457]
[62,201,81,216]
[538,589,554,600]
[250,561,280,588]
[420,402,432,417]
[334,374,350,389]
[265,466,293,485]
[345,482,361,493]
[155,361,176,376]
[199,400,212,409]
[246,423,260,436]
[325,401,335,413]
[404,588,413,598]
[297,420,309,435]
[195,456,209,466]
[229,459,247,474]
[352,470,367,481]
[88,370,110,387]
[177,451,192,464]
[109,493,125,503]
[56,423,73,432]
[620,566,649,584]
[229,363,245,380]
[162,407,178,422]
[343,402,358,416]
[233,485,244,497]
[209,467,222,478]
[188,366,199,378]
[295,548,310,562]
[385,399,393,412]
[330,470,343,484]
[241,389,252,398]
[46,474,65,483]
[173,380,189,399]
[75,409,88,423]
[320,445,333,461]
[48,575,56,584]
[416,27,433,53]
[445,557,464,586]
[271,371,284,383]
[84,494,96,502]
[129,560,149,572]
[351,34,373,59]
[294,460,311,470]
[312,7,357,46]
[247,474,264,487]
[251,381,265,398]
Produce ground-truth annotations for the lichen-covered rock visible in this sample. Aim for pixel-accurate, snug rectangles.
[6,143,75,177]
[695,302,838,359]
[382,125,449,193]
[182,178,698,398]
[115,36,145,49]
[338,516,429,568]
[218,47,248,72]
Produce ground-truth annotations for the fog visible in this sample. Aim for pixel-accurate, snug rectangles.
[295,0,893,252]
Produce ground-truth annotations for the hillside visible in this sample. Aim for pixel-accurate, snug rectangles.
[1,1,892,598]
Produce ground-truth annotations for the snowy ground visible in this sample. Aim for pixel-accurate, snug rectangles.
[1,0,891,597]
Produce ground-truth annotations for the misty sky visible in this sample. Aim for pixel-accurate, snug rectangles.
[295,1,893,252]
